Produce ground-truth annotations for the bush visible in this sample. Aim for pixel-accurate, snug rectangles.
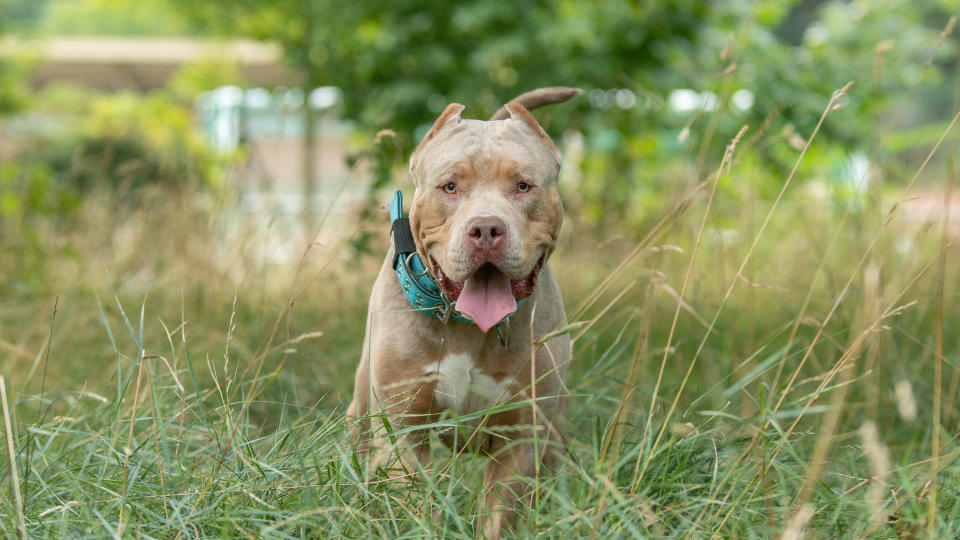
[1,89,223,218]
[0,88,230,294]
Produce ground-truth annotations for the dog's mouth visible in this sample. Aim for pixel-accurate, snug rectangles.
[430,255,546,333]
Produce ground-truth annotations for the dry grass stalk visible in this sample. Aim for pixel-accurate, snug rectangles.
[859,420,892,534]
[38,500,80,518]
[1,375,27,539]
[781,503,814,540]
[118,350,147,535]
[769,106,960,461]
[764,15,959,426]
[927,117,954,539]
[894,379,918,422]
[634,125,749,488]
[681,84,857,526]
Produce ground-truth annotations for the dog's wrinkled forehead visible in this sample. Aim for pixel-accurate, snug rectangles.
[409,104,561,187]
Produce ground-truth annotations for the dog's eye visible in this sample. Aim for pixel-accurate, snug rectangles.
[443,182,457,194]
[516,182,530,193]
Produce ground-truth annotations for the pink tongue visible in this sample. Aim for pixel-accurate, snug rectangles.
[456,265,517,333]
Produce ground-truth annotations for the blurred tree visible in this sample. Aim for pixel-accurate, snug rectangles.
[37,0,202,36]
[1,0,47,29]
[172,0,711,229]
[0,0,30,115]
[168,55,246,103]
[702,0,958,190]
[1,88,223,222]
[122,0,960,228]
[175,0,710,142]
[775,0,832,45]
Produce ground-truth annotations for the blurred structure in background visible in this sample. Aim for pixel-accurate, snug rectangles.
[0,36,298,91]
[196,84,360,262]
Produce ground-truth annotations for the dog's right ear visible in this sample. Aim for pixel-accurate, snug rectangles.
[410,103,465,184]
[413,103,465,155]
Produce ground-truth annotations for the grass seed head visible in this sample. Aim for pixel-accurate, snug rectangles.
[894,379,917,422]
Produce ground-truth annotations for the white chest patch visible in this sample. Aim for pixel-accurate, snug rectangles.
[424,353,515,416]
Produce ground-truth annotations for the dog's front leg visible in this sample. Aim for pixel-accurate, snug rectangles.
[479,409,551,540]
[367,381,437,481]
[481,445,534,538]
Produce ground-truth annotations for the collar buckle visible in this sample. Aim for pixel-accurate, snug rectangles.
[403,252,430,278]
[434,295,456,323]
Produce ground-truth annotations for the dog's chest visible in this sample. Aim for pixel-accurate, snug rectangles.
[424,353,515,416]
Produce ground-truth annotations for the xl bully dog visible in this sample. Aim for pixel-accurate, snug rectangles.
[348,87,580,538]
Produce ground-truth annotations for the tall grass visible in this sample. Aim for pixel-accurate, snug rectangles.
[3,28,960,540]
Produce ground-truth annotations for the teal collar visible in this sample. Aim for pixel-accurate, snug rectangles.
[389,189,522,341]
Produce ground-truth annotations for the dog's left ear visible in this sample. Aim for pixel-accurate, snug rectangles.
[505,103,561,165]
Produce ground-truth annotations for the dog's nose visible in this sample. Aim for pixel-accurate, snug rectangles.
[467,216,507,257]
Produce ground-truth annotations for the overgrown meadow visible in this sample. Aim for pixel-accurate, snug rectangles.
[3,9,960,540]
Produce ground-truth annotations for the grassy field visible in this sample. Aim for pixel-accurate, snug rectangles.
[3,86,960,539]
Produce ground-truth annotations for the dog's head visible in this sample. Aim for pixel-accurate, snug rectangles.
[408,102,564,333]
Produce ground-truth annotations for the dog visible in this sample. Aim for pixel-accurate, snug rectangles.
[348,87,579,538]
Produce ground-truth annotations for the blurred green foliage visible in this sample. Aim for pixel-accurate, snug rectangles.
[1,0,958,229]
[162,0,959,229]
[0,85,228,294]
[0,0,28,113]
[1,88,222,219]
[173,0,708,142]
[168,56,247,102]
[8,0,202,36]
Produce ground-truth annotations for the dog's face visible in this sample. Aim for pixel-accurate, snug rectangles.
[408,103,563,332]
